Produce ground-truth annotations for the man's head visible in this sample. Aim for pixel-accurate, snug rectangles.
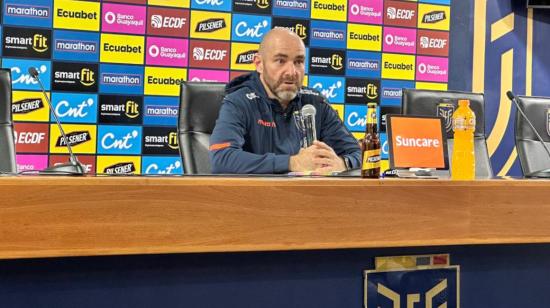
[254,28,306,107]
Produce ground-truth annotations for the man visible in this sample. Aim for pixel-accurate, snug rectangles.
[209,28,361,174]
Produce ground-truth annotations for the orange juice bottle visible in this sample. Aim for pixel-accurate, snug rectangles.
[451,99,476,180]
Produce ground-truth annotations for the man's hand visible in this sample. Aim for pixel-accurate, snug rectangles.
[289,141,346,172]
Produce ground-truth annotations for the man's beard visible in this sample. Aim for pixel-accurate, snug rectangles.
[263,71,300,102]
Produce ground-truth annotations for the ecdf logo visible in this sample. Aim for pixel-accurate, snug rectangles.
[231,14,271,43]
[309,76,345,103]
[98,125,142,155]
[147,7,189,37]
[51,92,98,123]
[384,0,417,28]
[3,0,52,28]
[3,58,51,91]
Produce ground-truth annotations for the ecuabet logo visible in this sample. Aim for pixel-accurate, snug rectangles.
[144,66,187,96]
[51,93,98,123]
[231,14,271,43]
[97,125,142,155]
[347,23,382,51]
[3,58,51,91]
[100,33,145,65]
[146,37,188,67]
[102,3,146,34]
[381,53,415,81]
[272,0,309,18]
[308,75,345,103]
[99,64,144,95]
[310,20,346,49]
[53,30,100,62]
[3,0,52,28]
[311,0,346,21]
[190,11,231,40]
[147,7,189,37]
[54,0,100,31]
[142,156,184,175]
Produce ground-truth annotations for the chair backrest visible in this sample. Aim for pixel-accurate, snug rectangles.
[514,95,550,175]
[0,69,16,173]
[178,82,226,174]
[402,89,493,178]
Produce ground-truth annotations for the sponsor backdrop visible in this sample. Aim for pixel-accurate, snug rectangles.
[3,0,451,174]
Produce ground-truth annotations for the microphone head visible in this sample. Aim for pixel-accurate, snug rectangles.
[28,67,39,79]
[506,90,515,101]
[301,104,316,117]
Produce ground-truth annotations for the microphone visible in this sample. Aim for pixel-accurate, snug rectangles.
[507,90,550,178]
[29,67,86,175]
[301,104,317,147]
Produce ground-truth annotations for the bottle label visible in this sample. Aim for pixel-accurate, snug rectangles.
[362,149,381,170]
[453,116,475,131]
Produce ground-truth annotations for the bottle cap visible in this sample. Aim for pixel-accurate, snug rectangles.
[367,102,377,108]
[458,99,470,107]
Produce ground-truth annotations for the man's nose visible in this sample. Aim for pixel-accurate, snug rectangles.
[284,62,298,76]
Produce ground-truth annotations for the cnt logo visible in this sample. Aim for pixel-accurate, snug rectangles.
[55,97,94,119]
[144,160,182,174]
[12,64,47,87]
[101,129,139,150]
[234,19,269,39]
[312,80,342,100]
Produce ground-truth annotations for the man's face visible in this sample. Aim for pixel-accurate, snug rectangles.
[255,36,305,103]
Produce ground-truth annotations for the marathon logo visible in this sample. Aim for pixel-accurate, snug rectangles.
[55,131,91,147]
[104,162,136,174]
[195,18,226,33]
[382,87,402,99]
[55,39,97,53]
[6,4,50,18]
[12,98,44,114]
[348,59,379,71]
[102,73,142,86]
[274,0,307,10]
[422,11,446,23]
[312,28,345,41]
[236,50,257,64]
[146,105,178,117]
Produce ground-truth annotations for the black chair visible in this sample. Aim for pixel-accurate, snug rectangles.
[402,89,493,178]
[178,82,226,174]
[514,95,550,176]
[0,69,16,174]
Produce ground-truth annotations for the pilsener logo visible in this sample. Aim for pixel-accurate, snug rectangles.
[54,0,100,31]
[418,4,450,30]
[12,98,44,114]
[12,91,50,122]
[104,162,136,174]
[100,33,144,65]
[147,7,189,37]
[4,0,52,28]
[49,124,96,154]
[97,155,141,174]
[3,27,51,58]
[190,11,231,40]
[231,42,259,71]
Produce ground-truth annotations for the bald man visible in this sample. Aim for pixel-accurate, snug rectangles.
[209,28,361,174]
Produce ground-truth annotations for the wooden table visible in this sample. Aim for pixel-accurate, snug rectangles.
[1,176,549,260]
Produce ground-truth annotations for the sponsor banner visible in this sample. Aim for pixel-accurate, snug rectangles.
[49,124,97,154]
[272,0,309,18]
[2,27,51,59]
[348,0,382,24]
[100,33,144,65]
[417,29,449,57]
[96,155,141,175]
[148,0,190,8]
[144,66,187,96]
[3,0,52,28]
[16,154,49,172]
[188,69,229,82]
[14,123,49,153]
[53,0,100,31]
[381,53,415,80]
[52,30,100,62]
[331,103,344,122]
[190,11,231,40]
[146,37,188,67]
[344,104,367,132]
[188,39,230,69]
[271,17,309,45]
[105,0,146,4]
[52,62,98,92]
[147,7,189,37]
[230,42,258,71]
[192,0,232,12]
[51,92,97,123]
[3,58,51,91]
[416,55,448,82]
[233,0,272,15]
[308,75,345,103]
[49,154,96,174]
[346,50,381,78]
[143,96,179,126]
[345,78,380,105]
[99,64,144,95]
[97,125,142,155]
[383,27,416,54]
[142,126,179,155]
[101,3,146,34]
[384,0,417,28]
[419,0,451,4]
[98,95,143,125]
[309,48,345,75]
[380,79,414,106]
[347,23,382,51]
[416,81,448,90]
[418,3,450,31]
[12,91,49,122]
[142,156,184,175]
[231,14,271,43]
[311,0,346,22]
[310,20,346,49]
[380,132,388,159]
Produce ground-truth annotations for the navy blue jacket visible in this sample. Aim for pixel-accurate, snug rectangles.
[209,72,361,174]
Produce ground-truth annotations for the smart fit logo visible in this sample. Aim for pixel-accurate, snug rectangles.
[80,68,95,86]
[32,34,48,52]
[331,54,343,70]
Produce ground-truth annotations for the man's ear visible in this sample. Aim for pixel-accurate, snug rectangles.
[254,53,263,74]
